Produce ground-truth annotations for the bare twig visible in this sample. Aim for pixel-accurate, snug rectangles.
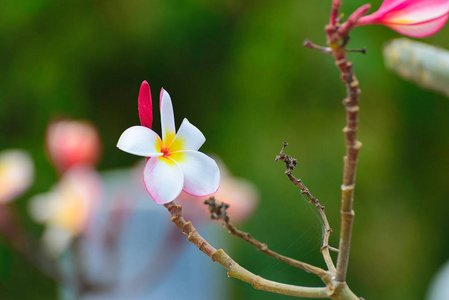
[204,197,328,278]
[164,201,329,298]
[274,142,337,273]
[346,48,366,54]
[304,38,365,55]
[303,38,332,54]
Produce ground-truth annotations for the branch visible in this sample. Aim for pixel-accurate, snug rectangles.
[326,13,362,283]
[274,142,337,274]
[164,201,329,298]
[204,197,328,278]
[303,38,332,54]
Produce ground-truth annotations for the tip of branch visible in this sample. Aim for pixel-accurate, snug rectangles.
[275,142,297,170]
[204,197,230,222]
[347,47,366,54]
[303,38,312,48]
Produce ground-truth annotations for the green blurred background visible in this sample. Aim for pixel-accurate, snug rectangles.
[1,0,449,299]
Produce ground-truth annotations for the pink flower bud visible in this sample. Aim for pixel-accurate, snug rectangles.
[46,120,101,173]
[356,0,449,38]
[338,4,371,37]
[138,81,153,129]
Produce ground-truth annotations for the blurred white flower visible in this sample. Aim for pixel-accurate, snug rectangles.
[0,150,34,203]
[29,166,102,256]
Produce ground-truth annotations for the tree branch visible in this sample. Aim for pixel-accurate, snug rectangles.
[326,14,362,283]
[164,201,329,298]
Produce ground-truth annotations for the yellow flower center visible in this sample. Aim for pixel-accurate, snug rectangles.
[157,131,185,163]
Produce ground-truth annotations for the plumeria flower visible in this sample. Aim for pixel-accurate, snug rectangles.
[0,150,34,203]
[29,166,102,256]
[46,119,101,174]
[117,82,220,205]
[355,0,449,38]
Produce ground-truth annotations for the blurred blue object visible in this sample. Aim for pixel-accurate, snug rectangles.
[427,260,449,300]
[59,166,228,300]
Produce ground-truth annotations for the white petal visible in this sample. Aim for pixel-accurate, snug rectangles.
[160,89,176,142]
[143,156,184,204]
[174,150,220,196]
[117,126,162,157]
[0,150,34,203]
[170,118,206,152]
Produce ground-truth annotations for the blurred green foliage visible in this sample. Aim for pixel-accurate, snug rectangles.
[1,0,449,299]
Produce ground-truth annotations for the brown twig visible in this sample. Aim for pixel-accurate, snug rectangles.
[164,201,329,298]
[304,38,365,55]
[274,142,337,274]
[204,197,328,278]
[303,38,332,54]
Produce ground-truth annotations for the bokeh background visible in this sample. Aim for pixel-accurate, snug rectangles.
[1,0,449,299]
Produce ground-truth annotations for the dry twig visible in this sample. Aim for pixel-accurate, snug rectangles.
[204,197,328,278]
[275,142,337,273]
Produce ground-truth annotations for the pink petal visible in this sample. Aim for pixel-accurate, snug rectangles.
[387,0,449,22]
[117,126,162,157]
[174,150,220,197]
[214,177,258,224]
[160,88,176,143]
[170,118,205,152]
[143,157,184,204]
[378,0,405,9]
[358,0,449,27]
[138,81,153,129]
[386,14,449,38]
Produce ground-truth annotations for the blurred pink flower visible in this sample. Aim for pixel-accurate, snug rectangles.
[0,150,34,203]
[29,166,102,256]
[46,120,101,173]
[356,0,449,38]
[177,160,258,224]
[117,83,220,205]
